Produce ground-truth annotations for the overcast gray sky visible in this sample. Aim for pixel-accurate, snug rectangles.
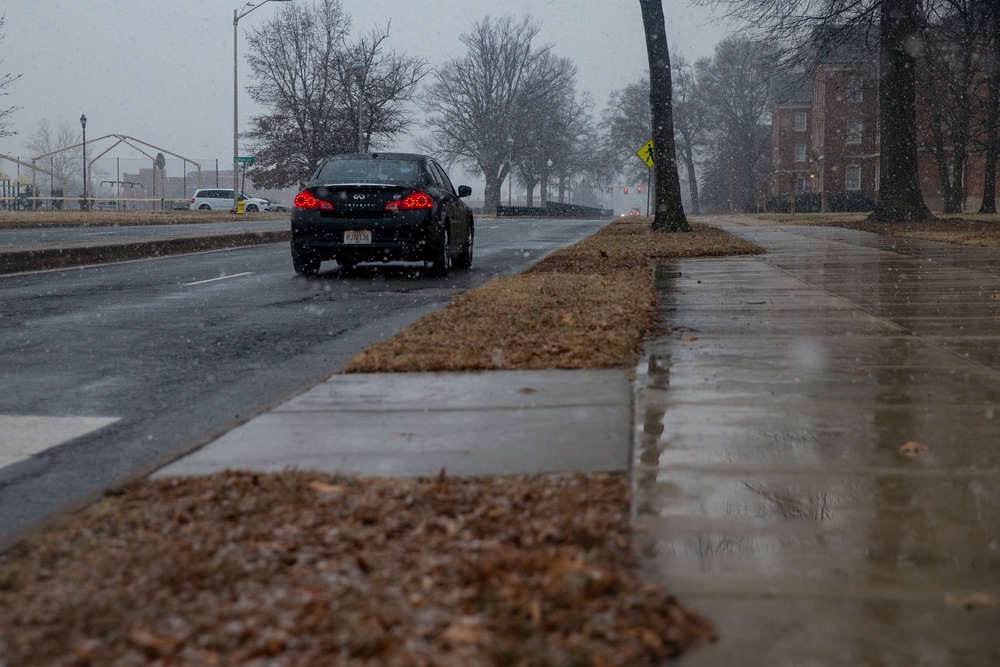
[1,1,731,176]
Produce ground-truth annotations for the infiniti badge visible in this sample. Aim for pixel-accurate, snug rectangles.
[353,194,366,200]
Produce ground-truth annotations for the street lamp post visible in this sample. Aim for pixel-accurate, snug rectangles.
[234,0,291,213]
[352,59,367,153]
[546,158,553,206]
[506,136,514,207]
[80,114,88,211]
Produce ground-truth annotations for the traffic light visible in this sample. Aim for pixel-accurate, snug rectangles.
[637,186,642,194]
[623,187,629,195]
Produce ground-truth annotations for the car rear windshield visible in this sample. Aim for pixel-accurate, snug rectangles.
[316,159,423,185]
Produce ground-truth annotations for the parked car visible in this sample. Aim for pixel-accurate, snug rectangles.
[290,152,474,277]
[263,198,291,212]
[189,188,269,212]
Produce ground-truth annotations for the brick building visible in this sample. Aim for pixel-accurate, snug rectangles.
[770,28,997,213]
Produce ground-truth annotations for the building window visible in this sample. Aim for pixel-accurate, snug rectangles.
[816,80,826,106]
[847,76,863,102]
[794,143,807,163]
[846,165,862,191]
[846,120,862,145]
[795,175,806,193]
[795,112,807,132]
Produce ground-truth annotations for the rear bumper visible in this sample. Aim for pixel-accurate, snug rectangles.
[291,211,441,263]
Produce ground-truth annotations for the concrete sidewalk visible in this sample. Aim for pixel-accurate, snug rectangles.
[633,219,1000,666]
[156,369,632,478]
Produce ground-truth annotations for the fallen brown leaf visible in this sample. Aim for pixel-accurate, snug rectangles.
[898,441,930,457]
[308,480,346,494]
[944,592,999,610]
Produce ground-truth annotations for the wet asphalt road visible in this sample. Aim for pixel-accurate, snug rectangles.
[0,217,610,544]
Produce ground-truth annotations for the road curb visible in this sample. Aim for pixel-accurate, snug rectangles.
[0,230,290,274]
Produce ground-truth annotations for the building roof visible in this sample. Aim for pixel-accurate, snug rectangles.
[771,73,812,105]
[809,24,877,65]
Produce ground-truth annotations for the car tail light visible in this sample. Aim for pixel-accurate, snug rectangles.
[190,197,195,203]
[294,190,333,211]
[385,190,433,211]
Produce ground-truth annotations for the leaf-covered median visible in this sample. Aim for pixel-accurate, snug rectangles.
[346,219,760,372]
[0,472,715,666]
[0,218,760,665]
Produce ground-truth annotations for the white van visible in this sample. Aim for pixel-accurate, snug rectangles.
[189,188,269,212]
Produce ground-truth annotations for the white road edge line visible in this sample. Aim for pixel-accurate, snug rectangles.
[183,272,253,286]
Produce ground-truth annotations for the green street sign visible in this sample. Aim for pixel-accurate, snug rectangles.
[234,156,255,164]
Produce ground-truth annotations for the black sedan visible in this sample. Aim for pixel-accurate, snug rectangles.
[290,152,474,277]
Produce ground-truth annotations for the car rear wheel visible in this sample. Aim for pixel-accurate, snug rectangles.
[429,227,451,277]
[292,248,320,277]
[198,204,210,211]
[246,204,259,212]
[454,223,474,269]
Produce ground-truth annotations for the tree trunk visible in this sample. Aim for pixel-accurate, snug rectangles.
[682,152,700,214]
[868,0,935,222]
[639,0,689,232]
[483,176,501,215]
[980,7,1000,214]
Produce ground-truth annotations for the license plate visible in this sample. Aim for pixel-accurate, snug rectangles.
[344,230,371,245]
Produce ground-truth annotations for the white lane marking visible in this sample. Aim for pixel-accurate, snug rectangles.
[183,272,253,286]
[0,415,120,470]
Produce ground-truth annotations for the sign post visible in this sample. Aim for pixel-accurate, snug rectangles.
[635,141,654,216]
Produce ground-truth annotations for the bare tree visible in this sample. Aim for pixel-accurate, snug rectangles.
[672,55,708,214]
[602,78,654,186]
[516,79,591,205]
[24,120,81,200]
[0,16,21,138]
[422,15,576,213]
[918,0,991,213]
[639,0,689,231]
[243,0,426,189]
[697,37,776,213]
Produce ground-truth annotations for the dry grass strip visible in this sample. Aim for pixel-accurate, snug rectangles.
[824,216,1000,247]
[345,219,761,373]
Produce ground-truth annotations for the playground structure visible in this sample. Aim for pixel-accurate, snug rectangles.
[1,135,204,210]
[0,156,66,210]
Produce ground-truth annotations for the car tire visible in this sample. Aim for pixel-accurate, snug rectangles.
[454,222,474,269]
[198,204,211,211]
[246,204,259,212]
[429,227,451,277]
[292,248,320,277]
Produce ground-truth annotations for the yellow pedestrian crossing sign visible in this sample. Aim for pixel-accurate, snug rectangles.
[636,140,654,167]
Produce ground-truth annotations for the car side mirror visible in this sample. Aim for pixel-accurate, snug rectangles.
[458,185,472,198]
